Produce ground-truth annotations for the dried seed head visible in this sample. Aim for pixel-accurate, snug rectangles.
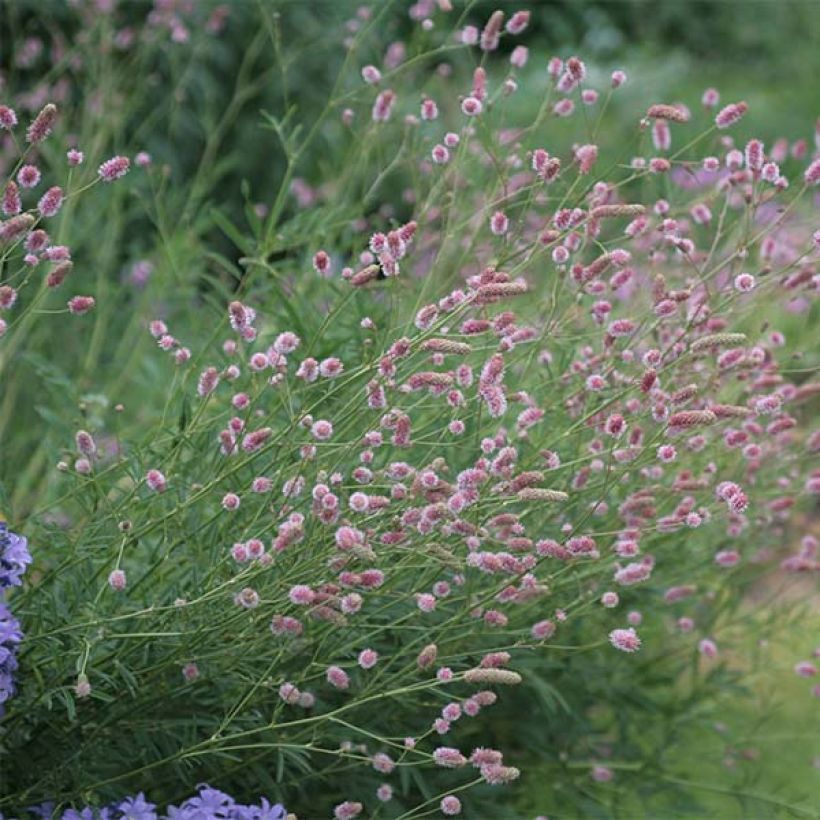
[463,668,522,685]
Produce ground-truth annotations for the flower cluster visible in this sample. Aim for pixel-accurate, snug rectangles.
[30,785,285,820]
[0,519,31,716]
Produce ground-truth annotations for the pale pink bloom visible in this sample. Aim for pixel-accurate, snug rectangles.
[441,795,462,815]
[461,96,482,116]
[490,210,509,235]
[108,569,127,591]
[326,665,350,690]
[145,469,167,492]
[715,101,748,129]
[611,70,627,88]
[98,155,130,181]
[221,492,240,510]
[358,648,379,669]
[361,65,381,84]
[699,638,718,658]
[433,747,467,768]
[609,627,641,652]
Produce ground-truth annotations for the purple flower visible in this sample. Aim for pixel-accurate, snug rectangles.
[167,785,233,819]
[0,521,32,589]
[116,793,157,820]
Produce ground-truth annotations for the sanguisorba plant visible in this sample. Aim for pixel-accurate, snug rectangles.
[1,2,819,817]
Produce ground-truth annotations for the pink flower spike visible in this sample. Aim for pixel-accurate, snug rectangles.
[609,627,641,652]
[98,155,130,181]
[67,296,95,315]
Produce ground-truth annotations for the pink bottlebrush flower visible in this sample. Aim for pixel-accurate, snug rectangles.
[531,619,555,640]
[75,430,97,456]
[326,665,350,690]
[734,273,755,292]
[240,426,272,453]
[652,119,671,151]
[0,105,18,129]
[601,591,619,608]
[376,784,392,803]
[98,155,130,181]
[372,89,396,122]
[67,148,84,166]
[582,89,598,105]
[480,10,504,50]
[182,662,199,682]
[611,69,627,88]
[804,158,820,185]
[506,10,530,34]
[715,550,740,567]
[311,419,333,440]
[592,766,614,782]
[0,286,17,310]
[135,151,151,167]
[715,101,748,129]
[628,611,642,626]
[108,569,127,591]
[361,64,381,84]
[319,357,343,377]
[702,87,720,108]
[744,139,764,172]
[575,144,598,174]
[26,103,57,143]
[461,96,483,116]
[657,444,677,462]
[416,592,436,612]
[38,186,64,217]
[432,144,450,164]
[420,97,439,120]
[358,648,379,669]
[440,796,462,816]
[372,752,394,774]
[490,210,509,235]
[333,802,362,820]
[699,638,718,658]
[279,682,300,704]
[2,181,21,216]
[74,458,92,475]
[221,492,240,510]
[480,763,520,785]
[417,643,438,668]
[145,469,167,492]
[553,98,575,117]
[197,366,220,397]
[510,45,528,68]
[609,627,641,652]
[433,747,467,768]
[794,661,817,678]
[313,250,331,275]
[67,295,95,315]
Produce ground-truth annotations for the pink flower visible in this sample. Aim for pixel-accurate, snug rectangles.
[98,155,130,181]
[108,569,127,591]
[490,210,509,235]
[311,419,333,440]
[609,627,641,652]
[326,665,350,690]
[38,186,64,217]
[699,638,718,658]
[433,747,467,768]
[804,158,820,185]
[67,296,95,315]
[441,796,462,815]
[715,101,748,129]
[358,648,378,669]
[461,96,483,116]
[145,469,167,492]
